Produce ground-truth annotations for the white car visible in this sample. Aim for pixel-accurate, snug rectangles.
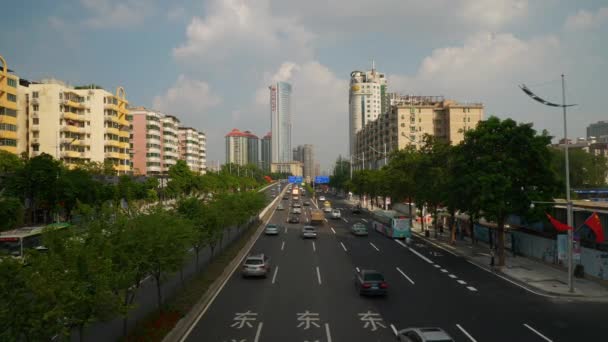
[323,206,332,213]
[331,209,341,219]
[319,195,326,201]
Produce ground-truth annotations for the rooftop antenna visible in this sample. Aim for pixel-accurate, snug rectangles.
[371,58,376,74]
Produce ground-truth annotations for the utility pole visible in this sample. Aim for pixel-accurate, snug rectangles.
[350,155,353,179]
[562,74,574,293]
[383,142,387,167]
[363,152,365,170]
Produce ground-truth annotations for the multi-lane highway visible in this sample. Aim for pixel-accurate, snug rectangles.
[182,192,608,342]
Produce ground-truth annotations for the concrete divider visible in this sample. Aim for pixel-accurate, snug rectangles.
[163,184,287,342]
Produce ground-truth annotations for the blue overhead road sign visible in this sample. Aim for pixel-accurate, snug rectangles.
[315,176,330,184]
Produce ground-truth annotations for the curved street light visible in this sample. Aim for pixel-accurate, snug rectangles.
[520,75,577,293]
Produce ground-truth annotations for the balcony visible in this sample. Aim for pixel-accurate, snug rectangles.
[105,115,121,124]
[105,151,121,159]
[61,150,84,159]
[119,141,130,149]
[63,99,86,109]
[118,129,130,138]
[116,164,131,172]
[147,165,161,172]
[105,140,121,148]
[61,125,83,134]
[105,126,120,135]
[31,138,39,145]
[62,112,85,122]
[105,103,119,111]
[0,130,17,140]
[31,111,39,118]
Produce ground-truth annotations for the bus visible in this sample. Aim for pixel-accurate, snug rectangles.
[371,210,411,239]
[0,222,70,258]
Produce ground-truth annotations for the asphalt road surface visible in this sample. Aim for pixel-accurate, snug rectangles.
[182,191,608,342]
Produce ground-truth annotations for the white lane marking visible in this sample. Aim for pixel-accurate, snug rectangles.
[272,266,279,284]
[330,227,336,234]
[284,226,288,233]
[390,324,398,336]
[362,219,368,223]
[312,241,316,252]
[523,323,553,342]
[456,324,477,342]
[254,322,264,342]
[440,269,448,273]
[466,260,554,298]
[433,264,441,268]
[324,218,328,222]
[395,239,434,264]
[316,266,322,285]
[356,267,360,273]
[342,218,349,223]
[180,201,281,341]
[340,242,348,252]
[457,280,467,285]
[467,286,478,292]
[325,323,333,342]
[449,274,457,279]
[281,241,285,251]
[396,267,415,285]
[370,242,380,252]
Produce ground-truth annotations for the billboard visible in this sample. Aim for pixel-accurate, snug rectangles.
[315,176,330,184]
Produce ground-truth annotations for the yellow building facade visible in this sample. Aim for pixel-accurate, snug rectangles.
[26,79,131,173]
[0,55,20,154]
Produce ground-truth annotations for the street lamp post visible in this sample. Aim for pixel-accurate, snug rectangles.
[520,75,577,293]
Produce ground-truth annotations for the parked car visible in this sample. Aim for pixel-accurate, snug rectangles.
[331,209,341,219]
[288,215,300,224]
[396,327,454,342]
[301,225,317,239]
[242,254,270,277]
[277,204,285,211]
[265,224,280,235]
[354,269,387,296]
[350,222,368,236]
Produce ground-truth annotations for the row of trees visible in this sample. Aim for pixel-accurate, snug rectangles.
[333,117,607,266]
[0,152,271,230]
[0,190,267,341]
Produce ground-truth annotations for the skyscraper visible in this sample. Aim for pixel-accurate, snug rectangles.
[349,61,387,155]
[261,132,271,171]
[225,128,259,166]
[244,130,259,165]
[292,144,314,182]
[270,82,292,163]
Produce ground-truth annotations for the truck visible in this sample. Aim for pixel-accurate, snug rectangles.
[291,187,300,196]
[310,209,325,225]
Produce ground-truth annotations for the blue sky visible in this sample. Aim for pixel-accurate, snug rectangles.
[2,0,608,170]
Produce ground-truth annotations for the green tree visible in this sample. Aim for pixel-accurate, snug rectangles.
[385,146,419,226]
[0,197,24,231]
[459,117,559,266]
[167,160,197,197]
[549,147,607,191]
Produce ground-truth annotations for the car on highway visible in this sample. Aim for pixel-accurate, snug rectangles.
[283,195,289,200]
[292,207,302,215]
[277,204,285,211]
[395,327,454,342]
[331,209,341,219]
[301,225,317,239]
[319,195,326,201]
[292,202,302,208]
[352,205,362,214]
[264,224,280,235]
[354,269,387,296]
[303,201,310,206]
[241,253,270,278]
[323,206,332,213]
[350,222,368,236]
[288,215,300,224]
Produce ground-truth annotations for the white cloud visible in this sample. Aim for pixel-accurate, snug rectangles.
[167,6,187,22]
[81,0,153,28]
[565,7,608,31]
[153,75,222,119]
[173,0,314,66]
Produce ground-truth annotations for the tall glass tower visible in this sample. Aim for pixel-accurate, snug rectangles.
[269,82,292,163]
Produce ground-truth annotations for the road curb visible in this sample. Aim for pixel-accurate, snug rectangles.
[163,186,286,342]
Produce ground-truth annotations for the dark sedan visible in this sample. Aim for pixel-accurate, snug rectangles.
[288,215,300,224]
[354,269,387,296]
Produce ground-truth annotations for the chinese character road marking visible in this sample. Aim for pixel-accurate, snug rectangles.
[358,311,386,331]
[231,311,258,329]
[297,311,321,330]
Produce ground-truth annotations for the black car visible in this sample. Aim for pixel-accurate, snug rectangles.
[354,269,387,296]
[283,195,289,200]
[352,205,362,214]
[288,215,300,223]
[303,201,310,206]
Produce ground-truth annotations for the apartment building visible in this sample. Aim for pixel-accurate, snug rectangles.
[179,126,206,173]
[162,115,180,171]
[225,128,259,166]
[0,54,21,154]
[354,96,483,170]
[24,79,131,173]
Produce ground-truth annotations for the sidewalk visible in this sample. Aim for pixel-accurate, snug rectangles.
[410,224,608,300]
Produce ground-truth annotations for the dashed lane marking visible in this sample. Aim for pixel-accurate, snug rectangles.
[340,242,348,252]
[456,324,477,342]
[281,241,285,251]
[448,274,457,279]
[523,324,553,342]
[272,266,279,284]
[356,267,360,273]
[316,266,322,285]
[312,241,316,252]
[396,267,415,285]
[325,323,333,342]
[342,218,349,223]
[457,280,467,285]
[370,242,380,252]
[394,239,433,264]
[254,322,264,342]
[433,264,441,268]
[390,324,398,336]
[362,219,368,223]
[331,227,336,234]
[466,286,478,292]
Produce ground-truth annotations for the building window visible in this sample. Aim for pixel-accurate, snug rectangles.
[0,107,17,117]
[0,139,17,147]
[7,78,17,88]
[59,93,63,100]
[32,91,39,99]
[32,145,39,152]
[32,104,39,111]
[33,118,39,125]
[7,94,16,102]
[0,123,17,131]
